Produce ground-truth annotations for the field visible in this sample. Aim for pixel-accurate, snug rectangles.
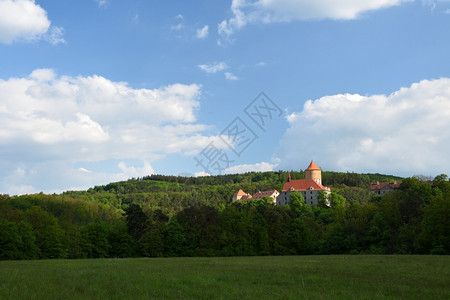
[0,255,448,299]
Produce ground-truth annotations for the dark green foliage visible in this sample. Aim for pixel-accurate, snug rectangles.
[176,206,220,256]
[335,186,373,205]
[329,192,346,208]
[124,203,148,239]
[108,222,139,258]
[0,220,39,260]
[0,172,449,260]
[288,191,304,217]
[0,220,21,260]
[80,221,111,258]
[16,221,40,259]
[25,206,67,259]
[289,218,312,254]
[164,217,189,257]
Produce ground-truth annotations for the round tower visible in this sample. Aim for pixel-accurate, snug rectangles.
[305,161,322,185]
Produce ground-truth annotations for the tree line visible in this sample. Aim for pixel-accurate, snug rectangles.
[0,174,448,260]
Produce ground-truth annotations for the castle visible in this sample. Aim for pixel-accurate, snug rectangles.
[233,161,330,206]
[276,161,330,206]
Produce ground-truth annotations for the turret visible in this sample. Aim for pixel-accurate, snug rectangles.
[305,161,322,185]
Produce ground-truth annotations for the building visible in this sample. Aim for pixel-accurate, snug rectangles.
[276,161,331,206]
[232,189,253,202]
[371,181,401,196]
[232,189,279,203]
[253,190,280,205]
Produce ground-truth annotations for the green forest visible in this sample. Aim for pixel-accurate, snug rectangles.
[1,171,449,260]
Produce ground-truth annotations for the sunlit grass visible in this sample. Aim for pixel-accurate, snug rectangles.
[0,255,448,299]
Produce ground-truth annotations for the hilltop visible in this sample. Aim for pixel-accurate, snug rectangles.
[62,170,402,214]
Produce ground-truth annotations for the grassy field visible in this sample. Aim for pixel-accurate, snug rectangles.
[0,255,448,299]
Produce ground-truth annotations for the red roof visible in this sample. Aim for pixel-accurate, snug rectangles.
[306,161,321,171]
[240,194,253,200]
[371,181,401,190]
[234,189,246,196]
[282,179,327,192]
[253,190,279,199]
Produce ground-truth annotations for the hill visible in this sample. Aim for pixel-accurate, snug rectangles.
[2,171,448,260]
[61,170,402,214]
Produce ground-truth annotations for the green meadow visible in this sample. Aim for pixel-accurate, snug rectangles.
[0,255,448,299]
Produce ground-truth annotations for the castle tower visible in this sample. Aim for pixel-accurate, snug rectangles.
[305,161,322,185]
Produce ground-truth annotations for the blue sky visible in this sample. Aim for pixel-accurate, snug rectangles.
[1,0,450,194]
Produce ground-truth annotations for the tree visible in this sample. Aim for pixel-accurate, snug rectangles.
[289,218,312,254]
[124,203,148,240]
[418,194,450,254]
[288,191,304,217]
[164,217,189,257]
[367,212,392,253]
[177,206,220,256]
[16,221,39,259]
[264,207,292,255]
[108,222,139,258]
[329,192,346,208]
[0,220,21,260]
[139,220,167,257]
[218,205,254,256]
[25,206,66,259]
[80,221,111,258]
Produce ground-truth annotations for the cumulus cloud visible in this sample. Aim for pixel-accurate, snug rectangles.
[194,171,211,177]
[196,25,209,39]
[198,62,229,73]
[0,0,63,44]
[276,78,450,177]
[118,161,154,178]
[0,69,219,193]
[219,0,411,40]
[225,162,277,174]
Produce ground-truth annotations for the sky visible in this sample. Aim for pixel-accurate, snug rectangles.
[1,0,450,194]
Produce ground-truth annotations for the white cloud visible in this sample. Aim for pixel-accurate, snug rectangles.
[196,25,209,39]
[0,69,220,194]
[194,171,211,177]
[276,78,450,177]
[171,23,185,30]
[225,162,277,174]
[45,26,65,45]
[133,14,139,24]
[95,0,108,8]
[118,161,154,178]
[225,72,239,80]
[198,62,229,73]
[219,0,412,40]
[0,0,52,44]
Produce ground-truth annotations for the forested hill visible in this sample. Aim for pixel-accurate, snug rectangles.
[86,170,401,194]
[1,171,449,260]
[61,170,402,213]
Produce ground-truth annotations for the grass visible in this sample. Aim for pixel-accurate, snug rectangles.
[0,255,448,299]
